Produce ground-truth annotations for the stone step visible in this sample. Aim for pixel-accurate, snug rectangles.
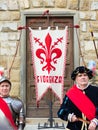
[24,118,67,130]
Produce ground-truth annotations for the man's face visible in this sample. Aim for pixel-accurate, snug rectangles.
[75,73,89,87]
[0,81,11,97]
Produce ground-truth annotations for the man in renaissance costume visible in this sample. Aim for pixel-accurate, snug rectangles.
[0,76,25,130]
[57,66,98,130]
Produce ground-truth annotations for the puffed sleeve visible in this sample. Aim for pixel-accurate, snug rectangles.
[57,95,70,121]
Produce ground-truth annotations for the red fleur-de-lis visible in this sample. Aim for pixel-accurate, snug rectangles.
[35,33,62,74]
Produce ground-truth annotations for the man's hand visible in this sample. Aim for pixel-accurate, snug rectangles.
[88,121,96,130]
[71,115,78,122]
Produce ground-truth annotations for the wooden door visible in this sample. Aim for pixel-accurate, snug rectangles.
[26,16,74,117]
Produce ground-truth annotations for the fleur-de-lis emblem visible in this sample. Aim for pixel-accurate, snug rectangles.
[34,33,63,74]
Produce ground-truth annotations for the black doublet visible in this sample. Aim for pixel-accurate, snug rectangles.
[57,85,98,130]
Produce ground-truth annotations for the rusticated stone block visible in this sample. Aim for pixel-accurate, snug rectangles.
[55,0,67,8]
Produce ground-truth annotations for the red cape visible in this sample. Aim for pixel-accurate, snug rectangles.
[66,85,96,120]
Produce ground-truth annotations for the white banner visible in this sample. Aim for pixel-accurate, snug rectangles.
[29,27,68,106]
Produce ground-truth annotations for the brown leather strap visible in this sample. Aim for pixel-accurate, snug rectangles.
[78,117,90,124]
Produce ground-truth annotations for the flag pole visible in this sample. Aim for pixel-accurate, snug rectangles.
[37,10,65,129]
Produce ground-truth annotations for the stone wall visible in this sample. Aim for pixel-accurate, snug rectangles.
[0,0,98,96]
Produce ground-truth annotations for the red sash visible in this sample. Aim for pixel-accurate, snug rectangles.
[66,85,96,120]
[0,97,17,130]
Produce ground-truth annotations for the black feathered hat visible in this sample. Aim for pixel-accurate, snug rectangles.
[71,66,93,80]
[0,76,11,86]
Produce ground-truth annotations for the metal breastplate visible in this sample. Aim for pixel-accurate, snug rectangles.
[3,96,25,129]
[0,109,14,130]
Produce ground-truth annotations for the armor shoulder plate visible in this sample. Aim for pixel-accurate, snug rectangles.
[11,97,23,113]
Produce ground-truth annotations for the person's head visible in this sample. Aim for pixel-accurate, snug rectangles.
[71,66,93,88]
[0,76,11,97]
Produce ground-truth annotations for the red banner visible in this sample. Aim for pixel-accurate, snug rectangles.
[29,27,68,106]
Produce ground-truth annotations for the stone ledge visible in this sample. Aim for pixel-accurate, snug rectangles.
[25,118,67,130]
[26,118,66,125]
